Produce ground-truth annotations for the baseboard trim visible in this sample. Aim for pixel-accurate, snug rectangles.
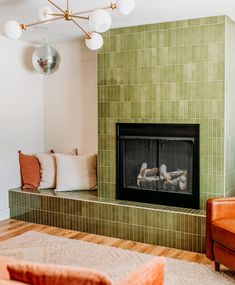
[0,208,10,221]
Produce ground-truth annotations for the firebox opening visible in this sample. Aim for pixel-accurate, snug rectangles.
[117,124,200,209]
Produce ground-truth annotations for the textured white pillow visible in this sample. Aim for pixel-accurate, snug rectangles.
[55,154,97,192]
[50,149,78,155]
[36,154,56,189]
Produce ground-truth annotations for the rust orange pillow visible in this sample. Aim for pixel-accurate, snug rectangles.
[0,255,20,280]
[18,151,41,189]
[7,262,112,285]
[118,257,165,285]
[0,280,29,285]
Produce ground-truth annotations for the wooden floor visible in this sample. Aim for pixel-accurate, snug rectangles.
[0,219,212,266]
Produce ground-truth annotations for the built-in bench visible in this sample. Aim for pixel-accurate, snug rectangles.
[9,188,206,253]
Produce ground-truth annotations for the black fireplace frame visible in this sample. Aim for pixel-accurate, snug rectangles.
[116,123,200,209]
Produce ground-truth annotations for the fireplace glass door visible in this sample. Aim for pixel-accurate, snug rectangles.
[124,138,193,194]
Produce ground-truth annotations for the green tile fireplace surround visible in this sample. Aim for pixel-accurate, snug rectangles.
[9,15,235,254]
[98,15,235,208]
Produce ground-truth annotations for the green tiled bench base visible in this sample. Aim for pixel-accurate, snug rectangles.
[9,189,206,253]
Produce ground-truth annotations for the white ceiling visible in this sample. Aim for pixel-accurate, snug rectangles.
[1,0,235,44]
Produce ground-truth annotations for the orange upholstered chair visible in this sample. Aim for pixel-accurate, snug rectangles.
[206,197,235,271]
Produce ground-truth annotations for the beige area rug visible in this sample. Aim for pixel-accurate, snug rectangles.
[0,232,234,285]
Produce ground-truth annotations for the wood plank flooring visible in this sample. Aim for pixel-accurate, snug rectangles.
[0,219,212,266]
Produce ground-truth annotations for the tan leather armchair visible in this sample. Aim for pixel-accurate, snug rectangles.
[206,197,235,271]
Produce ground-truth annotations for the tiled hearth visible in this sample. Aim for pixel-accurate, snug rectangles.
[9,188,206,253]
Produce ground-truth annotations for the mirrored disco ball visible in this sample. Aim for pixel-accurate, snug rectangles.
[32,43,61,75]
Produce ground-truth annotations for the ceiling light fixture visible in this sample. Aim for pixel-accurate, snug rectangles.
[2,0,136,50]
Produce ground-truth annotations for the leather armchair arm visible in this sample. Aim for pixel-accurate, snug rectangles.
[206,197,235,260]
[208,197,235,221]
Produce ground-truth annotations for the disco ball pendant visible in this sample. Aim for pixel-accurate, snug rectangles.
[32,43,61,75]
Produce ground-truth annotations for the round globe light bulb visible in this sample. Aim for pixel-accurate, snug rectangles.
[89,9,112,33]
[2,20,22,40]
[85,33,103,50]
[116,0,136,15]
[38,6,54,21]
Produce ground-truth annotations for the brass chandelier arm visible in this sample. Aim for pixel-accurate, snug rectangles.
[48,13,65,17]
[20,16,64,29]
[71,15,89,20]
[48,0,66,15]
[19,1,117,34]
[71,3,116,16]
[71,19,91,39]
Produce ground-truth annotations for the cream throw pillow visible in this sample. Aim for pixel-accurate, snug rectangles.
[36,154,56,189]
[55,154,97,192]
[50,149,78,155]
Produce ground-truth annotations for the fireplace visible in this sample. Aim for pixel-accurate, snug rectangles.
[116,123,200,209]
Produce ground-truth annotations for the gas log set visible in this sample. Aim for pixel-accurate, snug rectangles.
[137,163,187,192]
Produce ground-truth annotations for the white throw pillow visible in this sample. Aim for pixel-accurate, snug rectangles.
[50,149,78,155]
[36,154,56,189]
[55,154,97,192]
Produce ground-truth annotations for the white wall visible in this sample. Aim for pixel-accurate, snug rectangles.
[0,38,97,221]
[0,36,44,220]
[43,40,98,155]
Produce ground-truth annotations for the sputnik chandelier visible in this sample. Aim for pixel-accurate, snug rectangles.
[2,0,136,50]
